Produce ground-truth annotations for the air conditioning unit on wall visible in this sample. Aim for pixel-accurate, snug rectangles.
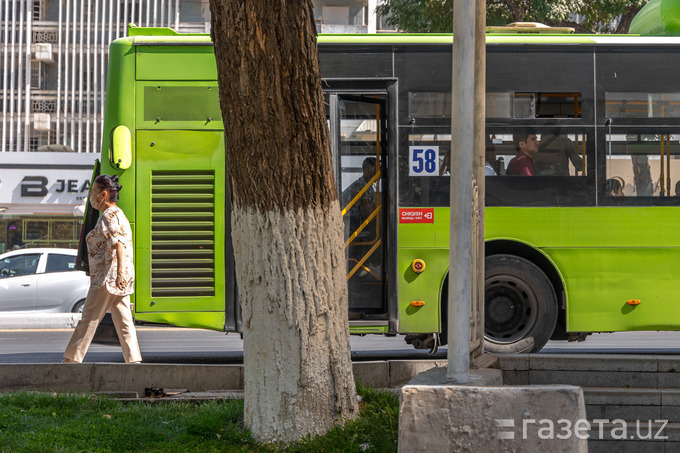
[33,113,51,131]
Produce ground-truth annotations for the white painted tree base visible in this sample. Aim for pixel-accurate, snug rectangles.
[232,201,358,442]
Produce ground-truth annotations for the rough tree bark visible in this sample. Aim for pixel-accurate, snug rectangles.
[209,0,358,443]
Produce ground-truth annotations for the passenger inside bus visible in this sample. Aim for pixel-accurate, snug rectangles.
[534,128,583,176]
[342,157,377,237]
[606,177,625,197]
[676,180,680,196]
[485,135,502,176]
[507,132,539,176]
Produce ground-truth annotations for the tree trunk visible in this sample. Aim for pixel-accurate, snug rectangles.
[501,0,524,22]
[615,6,643,34]
[209,0,358,442]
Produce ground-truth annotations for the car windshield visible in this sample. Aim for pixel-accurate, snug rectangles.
[0,254,40,278]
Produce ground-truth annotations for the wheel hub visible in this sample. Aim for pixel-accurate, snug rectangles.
[488,296,515,324]
[484,276,536,341]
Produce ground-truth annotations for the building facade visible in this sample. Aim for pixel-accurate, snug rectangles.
[0,0,389,252]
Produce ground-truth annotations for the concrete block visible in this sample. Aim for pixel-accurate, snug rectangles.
[658,373,680,389]
[588,440,665,453]
[399,369,586,452]
[388,360,446,387]
[472,353,500,370]
[586,404,661,422]
[661,422,680,441]
[90,364,244,394]
[165,390,245,400]
[0,364,95,392]
[94,391,139,399]
[407,367,503,387]
[530,370,658,388]
[661,406,680,423]
[529,354,657,372]
[501,370,529,386]
[656,358,680,373]
[587,421,674,441]
[352,361,389,388]
[497,354,529,371]
[661,390,680,406]
[583,387,661,406]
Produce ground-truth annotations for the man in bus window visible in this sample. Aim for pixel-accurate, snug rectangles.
[675,180,680,196]
[507,132,539,176]
[534,127,583,176]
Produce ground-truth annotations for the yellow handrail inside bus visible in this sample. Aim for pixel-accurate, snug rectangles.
[345,204,382,248]
[347,239,382,281]
[341,170,381,216]
[346,259,381,280]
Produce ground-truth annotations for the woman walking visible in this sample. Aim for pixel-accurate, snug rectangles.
[63,175,142,363]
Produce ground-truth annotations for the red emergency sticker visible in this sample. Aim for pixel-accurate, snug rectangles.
[399,208,434,224]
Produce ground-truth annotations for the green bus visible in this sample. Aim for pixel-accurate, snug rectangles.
[83,19,680,354]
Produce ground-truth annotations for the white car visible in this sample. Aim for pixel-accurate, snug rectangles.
[0,248,89,313]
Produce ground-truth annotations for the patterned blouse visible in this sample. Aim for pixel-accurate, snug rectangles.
[86,206,135,296]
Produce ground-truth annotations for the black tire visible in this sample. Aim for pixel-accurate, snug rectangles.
[72,299,86,314]
[439,276,448,345]
[484,254,557,354]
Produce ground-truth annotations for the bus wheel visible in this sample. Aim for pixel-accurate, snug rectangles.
[484,255,557,354]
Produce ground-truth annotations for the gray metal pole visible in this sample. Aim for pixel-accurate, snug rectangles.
[447,0,475,383]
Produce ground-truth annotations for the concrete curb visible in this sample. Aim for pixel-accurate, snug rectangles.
[0,360,448,395]
[499,354,680,388]
[0,313,81,329]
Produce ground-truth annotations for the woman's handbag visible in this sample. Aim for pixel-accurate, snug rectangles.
[92,313,121,346]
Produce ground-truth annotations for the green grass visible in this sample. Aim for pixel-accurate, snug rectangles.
[0,384,398,452]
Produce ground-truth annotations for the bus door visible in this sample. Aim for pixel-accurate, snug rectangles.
[328,94,389,324]
[134,130,227,330]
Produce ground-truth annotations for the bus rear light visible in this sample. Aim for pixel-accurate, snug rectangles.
[410,300,425,307]
[411,259,426,273]
[626,299,641,305]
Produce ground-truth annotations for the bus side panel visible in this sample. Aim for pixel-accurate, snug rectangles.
[486,207,680,333]
[101,38,138,307]
[136,45,218,81]
[134,130,226,331]
[397,207,450,333]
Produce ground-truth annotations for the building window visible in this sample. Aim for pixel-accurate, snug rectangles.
[32,0,43,21]
[31,62,44,89]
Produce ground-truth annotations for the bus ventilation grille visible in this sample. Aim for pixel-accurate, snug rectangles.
[150,170,216,297]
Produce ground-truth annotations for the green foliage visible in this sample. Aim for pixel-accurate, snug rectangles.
[377,0,650,34]
[0,386,400,452]
[376,0,452,33]
[578,0,648,33]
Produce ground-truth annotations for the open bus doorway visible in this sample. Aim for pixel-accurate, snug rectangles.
[328,93,389,325]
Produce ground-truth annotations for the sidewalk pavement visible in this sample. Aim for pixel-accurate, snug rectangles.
[0,313,81,330]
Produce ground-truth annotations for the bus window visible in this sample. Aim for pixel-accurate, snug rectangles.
[606,93,680,118]
[408,92,452,118]
[485,128,593,207]
[489,131,588,177]
[401,129,592,208]
[399,133,451,207]
[486,92,582,119]
[605,132,680,197]
[486,93,512,118]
